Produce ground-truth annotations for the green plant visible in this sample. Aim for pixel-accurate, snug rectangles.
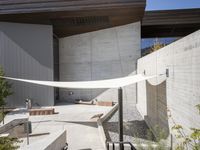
[134,125,168,150]
[0,111,10,122]
[0,137,20,150]
[147,126,168,150]
[195,104,200,114]
[151,39,165,53]
[0,111,3,122]
[134,137,144,150]
[169,104,200,150]
[0,66,12,107]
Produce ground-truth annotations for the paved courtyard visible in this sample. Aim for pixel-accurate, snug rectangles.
[2,103,113,150]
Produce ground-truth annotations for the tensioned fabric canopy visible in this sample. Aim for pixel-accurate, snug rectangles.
[0,74,157,89]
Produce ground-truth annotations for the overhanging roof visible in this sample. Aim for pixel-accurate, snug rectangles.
[1,1,199,38]
[142,8,200,38]
[0,0,146,37]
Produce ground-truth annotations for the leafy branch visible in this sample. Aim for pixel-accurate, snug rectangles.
[0,137,21,150]
[0,66,13,107]
[168,105,200,150]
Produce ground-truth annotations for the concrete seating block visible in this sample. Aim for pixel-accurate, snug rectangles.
[96,101,113,106]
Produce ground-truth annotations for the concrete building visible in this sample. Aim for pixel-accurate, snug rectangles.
[0,0,200,148]
[0,0,147,107]
[0,0,199,106]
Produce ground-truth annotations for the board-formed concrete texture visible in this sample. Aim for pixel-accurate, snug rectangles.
[59,22,141,107]
[137,30,200,142]
[0,22,54,107]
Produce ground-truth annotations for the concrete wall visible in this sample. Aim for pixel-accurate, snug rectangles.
[137,30,200,140]
[59,22,140,106]
[45,130,66,150]
[27,130,66,150]
[0,22,54,107]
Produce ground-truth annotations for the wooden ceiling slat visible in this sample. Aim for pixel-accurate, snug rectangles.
[142,8,200,25]
[0,0,143,5]
[0,0,145,14]
[142,8,200,38]
[0,0,146,37]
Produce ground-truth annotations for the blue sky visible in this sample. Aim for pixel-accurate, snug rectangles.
[142,0,200,50]
[146,0,200,10]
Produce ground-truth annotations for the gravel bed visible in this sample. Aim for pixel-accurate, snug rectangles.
[103,103,154,143]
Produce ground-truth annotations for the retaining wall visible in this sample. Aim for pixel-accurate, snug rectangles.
[137,30,200,141]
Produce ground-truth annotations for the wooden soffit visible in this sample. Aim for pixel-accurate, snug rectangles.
[0,0,146,37]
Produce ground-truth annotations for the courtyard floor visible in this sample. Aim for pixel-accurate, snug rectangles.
[2,103,113,150]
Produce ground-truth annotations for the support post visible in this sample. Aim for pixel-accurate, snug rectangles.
[118,87,124,150]
[26,120,29,145]
[2,105,4,125]
[25,100,30,145]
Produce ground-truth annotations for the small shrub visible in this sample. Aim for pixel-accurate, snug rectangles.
[0,137,20,150]
[169,104,200,150]
[0,66,13,106]
[151,39,165,53]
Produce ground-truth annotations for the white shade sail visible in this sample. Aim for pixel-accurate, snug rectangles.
[0,74,157,89]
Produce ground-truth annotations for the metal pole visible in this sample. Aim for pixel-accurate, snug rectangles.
[27,119,29,145]
[118,87,124,150]
[2,105,4,125]
[170,134,173,150]
[26,100,29,145]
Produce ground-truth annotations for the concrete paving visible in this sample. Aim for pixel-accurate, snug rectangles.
[2,103,113,150]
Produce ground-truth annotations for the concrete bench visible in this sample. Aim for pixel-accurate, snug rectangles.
[96,101,113,106]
